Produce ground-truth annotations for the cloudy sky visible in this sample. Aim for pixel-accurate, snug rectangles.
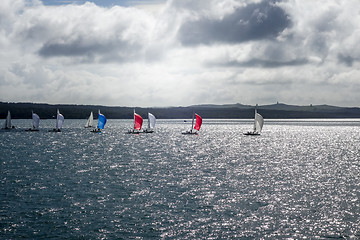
[1,0,360,107]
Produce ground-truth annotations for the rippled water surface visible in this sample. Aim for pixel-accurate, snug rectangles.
[1,119,360,239]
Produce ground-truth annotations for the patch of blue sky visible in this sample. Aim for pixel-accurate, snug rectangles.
[40,0,165,7]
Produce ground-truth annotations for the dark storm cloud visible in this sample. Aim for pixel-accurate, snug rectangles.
[178,1,291,45]
[221,58,308,68]
[38,37,139,62]
[30,3,152,63]
[337,53,360,67]
[39,39,107,57]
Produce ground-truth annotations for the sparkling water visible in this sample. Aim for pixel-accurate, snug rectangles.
[1,119,360,239]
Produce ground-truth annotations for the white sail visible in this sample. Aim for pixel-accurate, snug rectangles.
[254,110,264,133]
[85,111,94,127]
[32,112,40,129]
[56,109,64,130]
[148,113,156,129]
[4,111,11,129]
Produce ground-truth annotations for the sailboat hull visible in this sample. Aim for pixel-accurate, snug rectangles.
[25,128,39,132]
[1,127,14,130]
[181,130,198,135]
[243,131,260,136]
[143,129,154,133]
[49,129,61,132]
[127,129,141,134]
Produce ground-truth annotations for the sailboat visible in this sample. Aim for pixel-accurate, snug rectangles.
[2,111,14,130]
[182,112,202,135]
[84,111,94,128]
[244,109,264,135]
[25,111,40,131]
[143,112,156,133]
[49,109,64,132]
[91,110,107,133]
[127,110,143,134]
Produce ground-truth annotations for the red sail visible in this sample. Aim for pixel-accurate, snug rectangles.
[194,114,202,131]
[134,113,143,130]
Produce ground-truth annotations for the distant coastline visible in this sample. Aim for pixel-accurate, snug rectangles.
[1,101,360,119]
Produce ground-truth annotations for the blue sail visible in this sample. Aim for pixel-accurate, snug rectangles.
[97,113,107,129]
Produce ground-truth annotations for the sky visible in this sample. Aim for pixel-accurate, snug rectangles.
[1,0,360,107]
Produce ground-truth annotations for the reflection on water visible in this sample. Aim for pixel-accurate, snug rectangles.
[1,119,360,239]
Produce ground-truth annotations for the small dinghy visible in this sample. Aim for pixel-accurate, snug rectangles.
[25,111,40,131]
[2,111,15,130]
[244,109,264,136]
[127,110,143,134]
[49,109,64,132]
[143,112,156,133]
[91,110,107,133]
[182,112,202,135]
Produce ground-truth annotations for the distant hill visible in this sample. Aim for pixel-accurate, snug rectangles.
[259,103,343,111]
[1,102,360,119]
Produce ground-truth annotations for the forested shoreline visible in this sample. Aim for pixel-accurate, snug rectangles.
[1,102,360,119]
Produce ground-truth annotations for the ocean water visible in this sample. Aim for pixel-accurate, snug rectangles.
[1,119,360,239]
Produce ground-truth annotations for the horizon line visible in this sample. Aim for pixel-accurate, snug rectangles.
[1,101,356,109]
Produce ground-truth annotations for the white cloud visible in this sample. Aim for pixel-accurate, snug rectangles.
[1,0,360,107]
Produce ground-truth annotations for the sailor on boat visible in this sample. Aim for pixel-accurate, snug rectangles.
[26,125,39,131]
[50,128,61,132]
[128,129,141,134]
[2,126,15,130]
[183,129,197,135]
[92,127,101,133]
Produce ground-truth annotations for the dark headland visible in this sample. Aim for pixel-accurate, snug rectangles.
[1,102,360,119]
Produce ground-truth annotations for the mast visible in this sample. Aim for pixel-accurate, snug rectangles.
[133,109,135,130]
[98,110,100,129]
[253,104,258,132]
[32,110,34,128]
[191,111,195,132]
[253,109,257,132]
[56,109,59,130]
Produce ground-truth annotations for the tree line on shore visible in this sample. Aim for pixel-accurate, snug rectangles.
[1,102,360,119]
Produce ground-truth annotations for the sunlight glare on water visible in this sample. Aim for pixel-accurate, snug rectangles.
[1,119,360,239]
